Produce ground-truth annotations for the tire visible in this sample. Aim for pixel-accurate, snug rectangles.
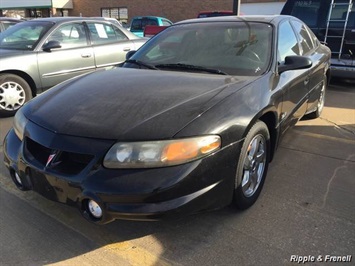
[11,170,30,191]
[0,74,32,117]
[233,120,270,210]
[306,76,327,119]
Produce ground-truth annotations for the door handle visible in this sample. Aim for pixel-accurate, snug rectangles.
[304,77,310,86]
[81,53,92,58]
[123,47,131,52]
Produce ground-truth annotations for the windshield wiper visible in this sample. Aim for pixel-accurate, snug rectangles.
[155,63,228,75]
[125,59,159,70]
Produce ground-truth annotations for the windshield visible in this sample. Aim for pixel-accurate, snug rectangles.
[125,22,273,76]
[0,21,53,50]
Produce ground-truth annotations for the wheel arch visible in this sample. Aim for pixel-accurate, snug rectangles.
[0,70,38,97]
[326,68,331,85]
[257,111,278,162]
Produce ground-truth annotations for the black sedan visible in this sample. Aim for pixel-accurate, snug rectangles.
[3,15,331,224]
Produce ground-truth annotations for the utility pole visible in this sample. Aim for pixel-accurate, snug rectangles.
[233,0,241,15]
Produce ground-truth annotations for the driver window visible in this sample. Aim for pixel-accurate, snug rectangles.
[47,23,87,49]
[278,20,300,63]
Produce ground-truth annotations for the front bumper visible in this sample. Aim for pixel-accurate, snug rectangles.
[3,121,238,224]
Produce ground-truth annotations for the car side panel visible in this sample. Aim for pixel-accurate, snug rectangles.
[306,47,329,111]
[278,68,309,134]
[37,46,95,90]
[0,53,42,89]
[92,40,135,68]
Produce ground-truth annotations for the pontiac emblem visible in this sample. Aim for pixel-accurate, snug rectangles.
[46,152,57,167]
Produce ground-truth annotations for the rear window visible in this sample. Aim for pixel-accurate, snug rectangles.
[289,0,321,27]
[131,18,158,31]
[328,4,355,28]
[284,0,355,29]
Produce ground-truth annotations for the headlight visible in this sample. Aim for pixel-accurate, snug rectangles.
[13,109,28,141]
[103,135,221,168]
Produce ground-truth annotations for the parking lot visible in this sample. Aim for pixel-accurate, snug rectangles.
[0,80,354,266]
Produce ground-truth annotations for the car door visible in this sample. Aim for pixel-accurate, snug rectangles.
[37,22,95,90]
[86,22,136,68]
[291,19,326,109]
[277,19,310,134]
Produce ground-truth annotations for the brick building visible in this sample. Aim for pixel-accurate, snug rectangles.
[70,0,286,24]
[1,0,286,24]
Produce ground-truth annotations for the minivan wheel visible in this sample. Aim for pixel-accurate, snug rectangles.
[0,74,32,117]
[233,120,270,210]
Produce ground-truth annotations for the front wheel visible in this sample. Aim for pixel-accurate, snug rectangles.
[233,120,270,210]
[0,74,32,117]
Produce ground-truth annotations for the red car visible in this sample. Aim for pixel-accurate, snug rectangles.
[143,25,169,37]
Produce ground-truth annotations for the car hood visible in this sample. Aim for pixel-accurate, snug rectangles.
[25,68,254,140]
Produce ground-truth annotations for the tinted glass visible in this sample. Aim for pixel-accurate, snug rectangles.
[128,22,273,76]
[290,0,321,27]
[131,18,158,31]
[278,20,300,62]
[291,20,314,54]
[329,4,355,28]
[0,21,52,50]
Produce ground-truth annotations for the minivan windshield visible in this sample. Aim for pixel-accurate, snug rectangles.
[0,21,52,50]
[125,22,273,76]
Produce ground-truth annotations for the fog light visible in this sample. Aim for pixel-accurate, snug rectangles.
[15,172,22,185]
[88,200,103,219]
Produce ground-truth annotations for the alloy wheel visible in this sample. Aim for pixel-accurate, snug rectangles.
[241,134,267,197]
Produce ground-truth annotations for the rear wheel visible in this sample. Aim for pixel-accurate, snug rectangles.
[307,76,327,119]
[233,120,270,210]
[0,74,32,117]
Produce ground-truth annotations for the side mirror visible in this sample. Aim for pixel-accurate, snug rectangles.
[42,40,61,52]
[126,50,136,60]
[278,56,312,74]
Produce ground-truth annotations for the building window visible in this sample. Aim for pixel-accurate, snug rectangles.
[101,7,128,25]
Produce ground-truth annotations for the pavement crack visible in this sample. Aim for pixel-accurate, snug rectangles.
[321,154,355,209]
[320,117,355,136]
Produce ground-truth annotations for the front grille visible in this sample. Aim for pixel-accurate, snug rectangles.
[26,137,52,165]
[25,137,94,175]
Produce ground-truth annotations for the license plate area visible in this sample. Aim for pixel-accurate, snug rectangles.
[27,168,58,201]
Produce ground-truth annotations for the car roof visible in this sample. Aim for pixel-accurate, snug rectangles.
[132,16,170,20]
[198,11,234,14]
[175,15,293,25]
[0,17,25,22]
[23,16,116,24]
